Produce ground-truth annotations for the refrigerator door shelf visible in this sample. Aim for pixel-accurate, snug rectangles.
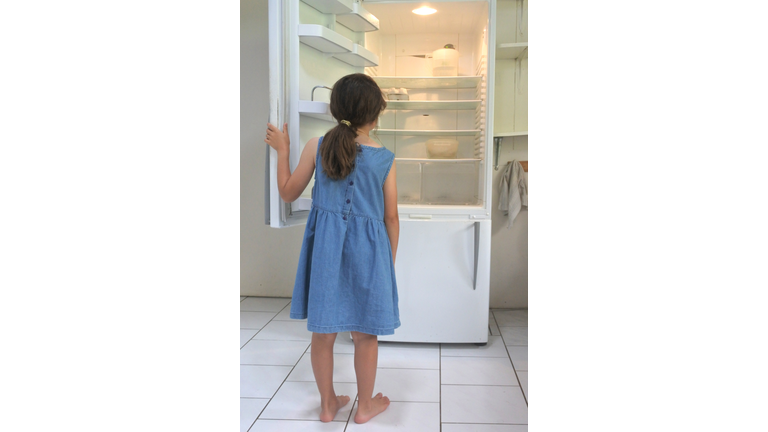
[300,0,353,15]
[336,2,380,32]
[298,24,354,54]
[292,197,312,212]
[332,44,379,67]
[385,100,481,110]
[497,42,528,60]
[298,100,334,122]
[495,131,528,137]
[374,76,482,89]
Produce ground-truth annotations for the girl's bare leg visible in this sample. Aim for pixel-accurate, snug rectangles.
[311,332,350,422]
[351,331,390,424]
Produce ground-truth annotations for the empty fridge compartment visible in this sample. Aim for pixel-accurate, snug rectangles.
[395,160,421,204]
[422,160,480,205]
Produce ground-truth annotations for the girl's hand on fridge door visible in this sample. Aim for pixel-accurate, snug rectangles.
[268,125,319,203]
[265,122,289,153]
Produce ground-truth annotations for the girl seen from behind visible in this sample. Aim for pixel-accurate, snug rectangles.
[264,73,400,424]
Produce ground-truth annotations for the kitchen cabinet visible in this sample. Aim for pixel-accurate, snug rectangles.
[494,0,528,136]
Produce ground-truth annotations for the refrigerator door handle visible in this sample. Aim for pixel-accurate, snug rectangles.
[265,143,270,225]
[265,97,277,225]
[473,221,480,290]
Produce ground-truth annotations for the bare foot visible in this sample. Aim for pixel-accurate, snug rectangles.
[354,392,391,424]
[319,395,350,422]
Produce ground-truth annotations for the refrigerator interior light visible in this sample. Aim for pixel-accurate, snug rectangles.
[412,6,437,15]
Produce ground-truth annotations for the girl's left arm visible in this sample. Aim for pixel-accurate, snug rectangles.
[265,122,318,203]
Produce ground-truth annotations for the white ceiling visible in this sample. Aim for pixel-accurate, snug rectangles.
[363,1,488,35]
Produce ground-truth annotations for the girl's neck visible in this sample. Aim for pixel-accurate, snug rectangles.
[355,124,376,145]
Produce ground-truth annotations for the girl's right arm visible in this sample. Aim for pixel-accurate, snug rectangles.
[382,161,399,264]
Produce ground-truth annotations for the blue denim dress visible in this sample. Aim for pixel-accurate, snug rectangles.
[290,136,400,335]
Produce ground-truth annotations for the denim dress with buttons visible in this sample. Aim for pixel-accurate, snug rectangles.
[290,136,400,336]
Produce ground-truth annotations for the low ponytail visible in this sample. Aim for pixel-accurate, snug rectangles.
[320,121,358,180]
[320,73,388,180]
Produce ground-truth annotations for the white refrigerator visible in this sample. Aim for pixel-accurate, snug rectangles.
[264,0,497,344]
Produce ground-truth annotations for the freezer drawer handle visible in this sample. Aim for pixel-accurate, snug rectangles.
[473,221,480,290]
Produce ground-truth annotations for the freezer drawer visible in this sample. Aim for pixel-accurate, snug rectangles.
[395,160,422,204]
[422,160,480,205]
[379,219,491,343]
[394,159,481,206]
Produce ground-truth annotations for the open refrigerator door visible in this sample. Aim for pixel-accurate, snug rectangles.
[265,0,296,228]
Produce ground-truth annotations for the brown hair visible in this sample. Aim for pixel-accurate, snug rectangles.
[320,73,387,180]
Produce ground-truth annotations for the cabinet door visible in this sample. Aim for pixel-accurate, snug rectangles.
[493,0,528,135]
[379,219,491,343]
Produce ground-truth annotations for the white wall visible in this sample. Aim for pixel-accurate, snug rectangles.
[241,0,528,308]
[241,0,305,297]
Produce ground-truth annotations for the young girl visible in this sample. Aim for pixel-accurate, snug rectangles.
[264,73,400,424]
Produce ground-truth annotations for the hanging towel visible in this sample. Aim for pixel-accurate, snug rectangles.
[499,160,528,229]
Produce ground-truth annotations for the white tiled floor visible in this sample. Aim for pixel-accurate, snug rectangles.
[240,297,528,432]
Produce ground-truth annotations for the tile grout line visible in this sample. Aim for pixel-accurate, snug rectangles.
[252,342,311,427]
[489,309,497,336]
[279,379,518,389]
[343,337,360,431]
[250,328,358,427]
[246,399,270,432]
[241,299,294,349]
[250,301,307,430]
[277,365,441,376]
[442,421,529,425]
[493,310,528,406]
[250,419,347,423]
[440,355,510,359]
[439,383,521,388]
[343,397,357,432]
[377,366,440,370]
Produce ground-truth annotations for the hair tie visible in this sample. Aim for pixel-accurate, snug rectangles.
[340,120,351,127]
